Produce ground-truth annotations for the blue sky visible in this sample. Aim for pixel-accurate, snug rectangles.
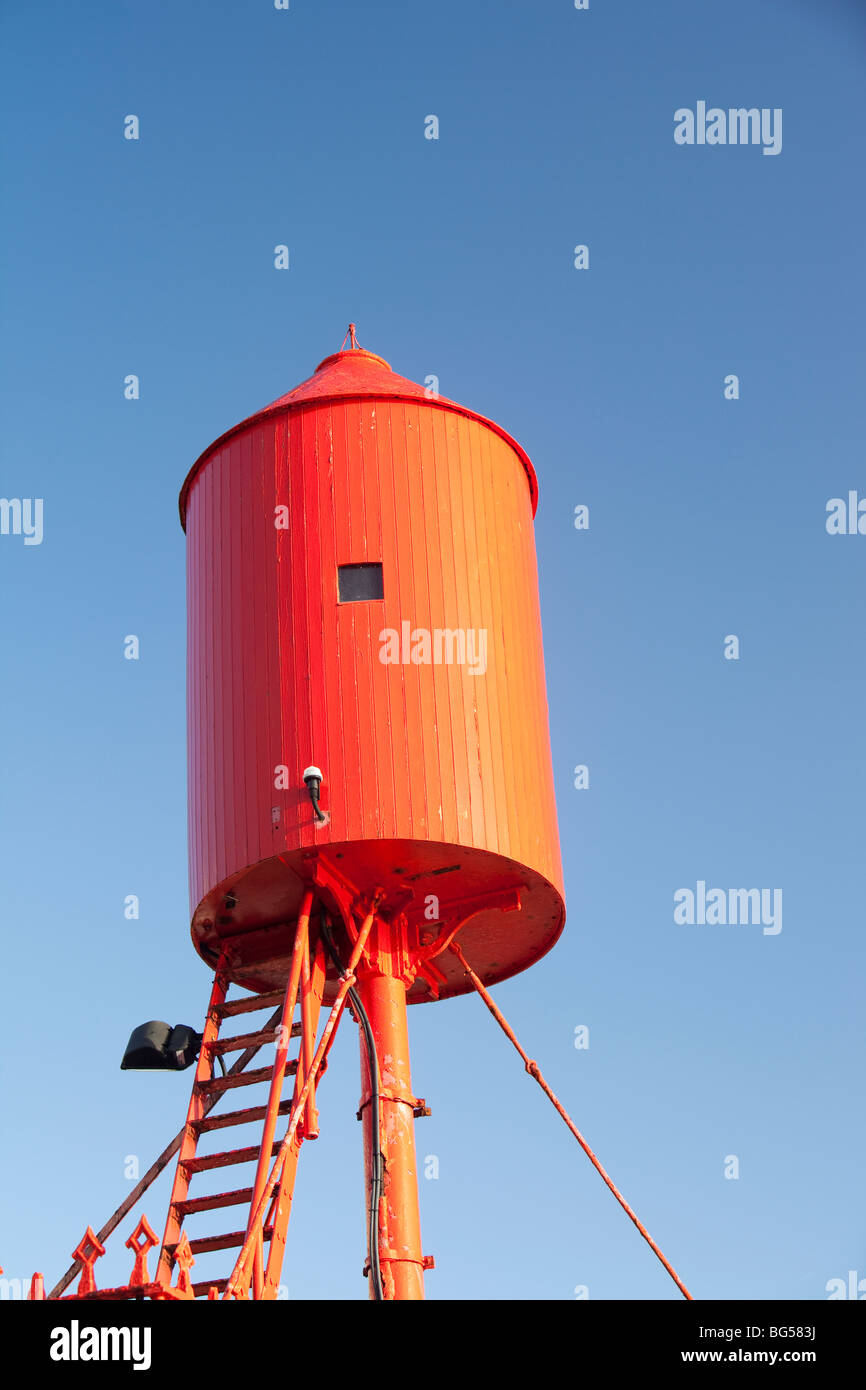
[1,0,863,1301]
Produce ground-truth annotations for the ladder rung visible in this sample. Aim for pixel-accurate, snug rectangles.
[166,1226,275,1257]
[191,1278,228,1298]
[185,1142,282,1174]
[198,1062,297,1095]
[211,1025,300,1056]
[193,1100,293,1134]
[216,990,287,1019]
[175,1187,255,1217]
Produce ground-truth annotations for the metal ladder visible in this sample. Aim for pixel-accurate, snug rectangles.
[156,894,326,1298]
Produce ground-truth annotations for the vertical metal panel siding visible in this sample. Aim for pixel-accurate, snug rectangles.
[185,394,563,914]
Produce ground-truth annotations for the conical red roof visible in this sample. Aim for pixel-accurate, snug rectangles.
[180,344,538,527]
[265,347,430,408]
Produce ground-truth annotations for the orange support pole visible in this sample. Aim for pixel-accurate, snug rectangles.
[299,937,321,1139]
[356,930,426,1301]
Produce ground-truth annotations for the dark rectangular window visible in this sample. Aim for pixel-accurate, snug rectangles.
[338,562,384,602]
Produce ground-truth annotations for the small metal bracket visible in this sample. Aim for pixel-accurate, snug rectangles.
[357,1087,430,1120]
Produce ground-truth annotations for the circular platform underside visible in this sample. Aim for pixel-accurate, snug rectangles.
[190,839,565,1003]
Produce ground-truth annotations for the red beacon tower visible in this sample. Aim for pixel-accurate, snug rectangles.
[44,327,569,1304]
[179,327,565,1299]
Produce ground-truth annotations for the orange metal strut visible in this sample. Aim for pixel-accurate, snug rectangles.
[449,940,694,1301]
[247,889,313,1297]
